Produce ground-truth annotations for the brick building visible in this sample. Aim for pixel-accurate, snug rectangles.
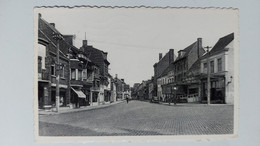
[153,49,176,97]
[172,38,205,101]
[184,59,202,102]
[159,63,175,102]
[109,74,117,102]
[136,80,147,100]
[64,35,98,108]
[131,83,140,100]
[80,40,110,105]
[37,14,70,109]
[123,84,131,99]
[114,74,128,100]
[148,78,154,100]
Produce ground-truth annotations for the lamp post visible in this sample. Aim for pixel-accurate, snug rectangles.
[52,32,64,112]
[173,86,177,105]
[205,46,212,105]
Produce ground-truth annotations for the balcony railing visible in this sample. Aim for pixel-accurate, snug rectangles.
[51,76,67,85]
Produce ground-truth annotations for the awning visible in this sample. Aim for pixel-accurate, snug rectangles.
[71,87,86,98]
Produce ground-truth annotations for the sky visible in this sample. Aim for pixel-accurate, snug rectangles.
[35,7,238,86]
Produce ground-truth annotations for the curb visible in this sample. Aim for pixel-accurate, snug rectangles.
[39,100,124,115]
[137,100,233,107]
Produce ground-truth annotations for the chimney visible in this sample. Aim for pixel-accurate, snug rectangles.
[82,40,88,47]
[159,53,162,60]
[115,74,118,79]
[50,23,55,28]
[169,49,174,63]
[197,38,202,58]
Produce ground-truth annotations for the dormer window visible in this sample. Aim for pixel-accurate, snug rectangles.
[178,50,186,58]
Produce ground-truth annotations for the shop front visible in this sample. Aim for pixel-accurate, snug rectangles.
[71,87,87,108]
[38,81,50,109]
[104,90,111,102]
[186,83,201,103]
[201,75,225,104]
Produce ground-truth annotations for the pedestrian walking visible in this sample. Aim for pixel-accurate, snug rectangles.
[174,95,177,105]
[126,97,129,104]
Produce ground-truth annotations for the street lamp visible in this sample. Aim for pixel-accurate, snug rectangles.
[227,76,233,85]
[173,86,177,105]
[52,32,64,112]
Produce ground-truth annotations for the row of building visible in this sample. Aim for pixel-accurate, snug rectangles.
[37,14,130,109]
[132,33,235,104]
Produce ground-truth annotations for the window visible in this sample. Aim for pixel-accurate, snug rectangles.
[83,69,87,80]
[78,70,82,81]
[217,58,222,72]
[38,44,46,69]
[61,66,65,78]
[71,69,76,80]
[38,56,42,72]
[94,67,99,74]
[210,61,214,73]
[51,65,55,76]
[203,62,207,73]
[97,81,100,87]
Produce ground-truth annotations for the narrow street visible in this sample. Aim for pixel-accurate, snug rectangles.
[39,100,233,136]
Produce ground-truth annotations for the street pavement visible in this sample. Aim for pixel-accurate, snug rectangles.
[39,100,234,136]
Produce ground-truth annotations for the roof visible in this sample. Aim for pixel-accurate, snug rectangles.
[38,17,68,59]
[210,33,234,54]
[200,33,234,60]
[158,63,174,78]
[175,42,197,61]
[40,17,62,35]
[187,58,201,75]
[81,45,110,65]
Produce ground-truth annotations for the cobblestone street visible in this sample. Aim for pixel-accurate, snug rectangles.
[39,100,234,136]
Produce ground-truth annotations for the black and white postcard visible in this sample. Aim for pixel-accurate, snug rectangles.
[34,6,239,142]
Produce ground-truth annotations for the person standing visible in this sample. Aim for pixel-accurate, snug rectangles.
[126,96,129,104]
[174,94,177,105]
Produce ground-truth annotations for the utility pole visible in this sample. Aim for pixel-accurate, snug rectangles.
[205,46,212,105]
[53,32,64,112]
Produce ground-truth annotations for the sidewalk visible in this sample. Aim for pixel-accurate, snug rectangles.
[38,100,125,115]
[145,100,232,107]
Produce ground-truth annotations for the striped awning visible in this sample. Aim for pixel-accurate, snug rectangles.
[71,87,86,98]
